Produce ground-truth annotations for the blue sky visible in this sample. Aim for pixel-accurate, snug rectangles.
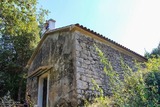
[38,0,160,56]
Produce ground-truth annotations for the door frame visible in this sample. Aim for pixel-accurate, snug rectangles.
[38,72,50,107]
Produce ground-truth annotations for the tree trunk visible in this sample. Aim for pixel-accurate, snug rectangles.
[18,80,22,101]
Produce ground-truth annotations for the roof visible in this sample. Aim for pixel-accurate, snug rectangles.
[74,24,147,61]
[26,23,147,68]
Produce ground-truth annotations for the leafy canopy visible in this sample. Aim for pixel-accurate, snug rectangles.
[0,0,48,101]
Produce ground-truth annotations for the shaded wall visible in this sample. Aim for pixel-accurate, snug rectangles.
[27,31,77,107]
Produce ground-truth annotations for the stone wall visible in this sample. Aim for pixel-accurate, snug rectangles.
[27,31,77,107]
[74,31,136,106]
[27,29,145,107]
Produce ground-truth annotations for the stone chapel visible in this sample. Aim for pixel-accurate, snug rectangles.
[26,19,147,107]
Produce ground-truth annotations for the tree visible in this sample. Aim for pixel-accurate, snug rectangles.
[145,43,160,58]
[0,0,48,101]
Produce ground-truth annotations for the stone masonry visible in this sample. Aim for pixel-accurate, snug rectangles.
[74,31,137,106]
[27,31,77,107]
[26,24,147,107]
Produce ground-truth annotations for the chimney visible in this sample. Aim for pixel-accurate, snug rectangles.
[41,19,56,37]
[48,19,56,30]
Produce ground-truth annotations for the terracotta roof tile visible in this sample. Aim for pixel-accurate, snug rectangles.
[75,23,147,61]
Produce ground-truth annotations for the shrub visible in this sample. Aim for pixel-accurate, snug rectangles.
[87,47,160,107]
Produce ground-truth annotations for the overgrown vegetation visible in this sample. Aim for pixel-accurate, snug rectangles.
[86,47,160,107]
[0,91,18,107]
[0,0,48,101]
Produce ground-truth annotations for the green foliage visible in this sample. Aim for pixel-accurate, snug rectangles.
[0,0,48,101]
[0,0,37,36]
[87,47,160,107]
[145,43,160,58]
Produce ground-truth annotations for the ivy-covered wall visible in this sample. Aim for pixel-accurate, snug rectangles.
[26,28,146,107]
[74,31,142,106]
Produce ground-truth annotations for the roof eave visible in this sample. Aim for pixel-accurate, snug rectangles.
[26,23,147,69]
[74,24,147,62]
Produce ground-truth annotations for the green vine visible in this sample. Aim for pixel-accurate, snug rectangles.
[86,45,160,107]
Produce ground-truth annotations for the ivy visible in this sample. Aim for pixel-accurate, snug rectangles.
[87,46,160,107]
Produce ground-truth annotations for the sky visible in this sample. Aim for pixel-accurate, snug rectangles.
[38,0,160,56]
